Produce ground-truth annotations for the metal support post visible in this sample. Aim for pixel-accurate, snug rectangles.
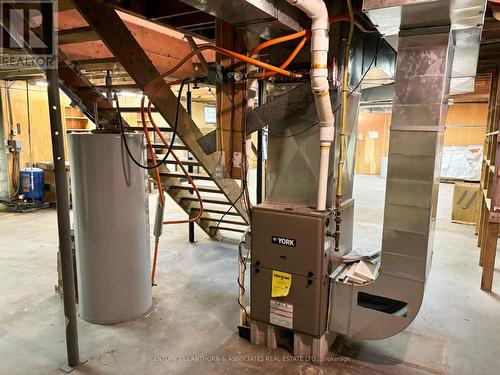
[36,2,81,368]
[186,85,195,243]
[46,67,80,368]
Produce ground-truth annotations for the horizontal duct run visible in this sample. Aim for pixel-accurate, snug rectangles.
[363,0,487,94]
[178,0,307,38]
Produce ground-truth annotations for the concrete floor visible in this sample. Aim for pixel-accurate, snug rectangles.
[1,175,499,374]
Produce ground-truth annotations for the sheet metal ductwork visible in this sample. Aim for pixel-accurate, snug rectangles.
[247,0,485,345]
[178,0,307,38]
[363,0,486,94]
[330,29,454,340]
[266,88,360,256]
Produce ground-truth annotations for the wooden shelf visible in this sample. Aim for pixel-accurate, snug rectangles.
[64,106,90,130]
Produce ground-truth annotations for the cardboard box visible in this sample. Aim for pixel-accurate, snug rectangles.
[35,161,71,204]
[452,182,480,225]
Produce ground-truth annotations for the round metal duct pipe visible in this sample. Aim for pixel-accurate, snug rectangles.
[68,133,152,324]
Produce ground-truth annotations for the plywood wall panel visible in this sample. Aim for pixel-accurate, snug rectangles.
[354,102,487,175]
[2,81,75,193]
[355,111,390,175]
[444,127,486,147]
[446,103,488,126]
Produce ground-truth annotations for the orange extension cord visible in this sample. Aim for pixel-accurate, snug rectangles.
[144,45,300,285]
[151,240,160,286]
[142,81,206,285]
[148,9,362,284]
[248,10,367,79]
[141,44,300,212]
[256,34,309,79]
[248,29,308,57]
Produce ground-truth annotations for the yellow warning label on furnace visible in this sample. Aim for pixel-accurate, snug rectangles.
[271,270,292,297]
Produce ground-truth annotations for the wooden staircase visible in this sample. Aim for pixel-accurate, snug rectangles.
[55,0,249,239]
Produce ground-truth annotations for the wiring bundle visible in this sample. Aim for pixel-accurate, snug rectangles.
[111,6,374,292]
[111,32,305,286]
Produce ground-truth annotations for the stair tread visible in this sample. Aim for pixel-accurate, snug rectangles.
[160,171,211,180]
[102,107,157,112]
[195,208,241,216]
[168,184,222,194]
[59,41,248,239]
[201,217,247,226]
[94,83,140,90]
[152,143,187,150]
[149,159,200,166]
[127,126,172,132]
[211,226,246,233]
[182,197,231,205]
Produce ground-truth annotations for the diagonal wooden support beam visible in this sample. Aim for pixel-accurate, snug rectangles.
[57,8,215,80]
[0,3,123,129]
[70,0,249,224]
[58,51,127,129]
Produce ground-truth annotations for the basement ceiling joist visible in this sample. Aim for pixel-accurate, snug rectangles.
[98,0,217,41]
[58,26,99,45]
[73,57,121,71]
[56,7,215,80]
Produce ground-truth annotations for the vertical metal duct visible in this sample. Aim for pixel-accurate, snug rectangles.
[265,88,360,255]
[330,29,454,339]
[69,133,152,324]
[286,0,335,211]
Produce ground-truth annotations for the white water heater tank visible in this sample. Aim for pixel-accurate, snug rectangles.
[68,132,152,324]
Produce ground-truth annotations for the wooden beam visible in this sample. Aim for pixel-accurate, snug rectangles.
[58,54,129,129]
[94,83,140,90]
[70,0,249,223]
[216,19,233,178]
[232,30,245,180]
[481,222,499,291]
[58,0,75,11]
[185,35,209,74]
[58,26,99,45]
[57,8,215,78]
[215,19,243,179]
[479,68,500,291]
[0,1,125,129]
[488,69,500,223]
[73,57,121,71]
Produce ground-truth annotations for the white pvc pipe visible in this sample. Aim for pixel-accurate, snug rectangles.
[287,0,334,211]
[318,143,331,210]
